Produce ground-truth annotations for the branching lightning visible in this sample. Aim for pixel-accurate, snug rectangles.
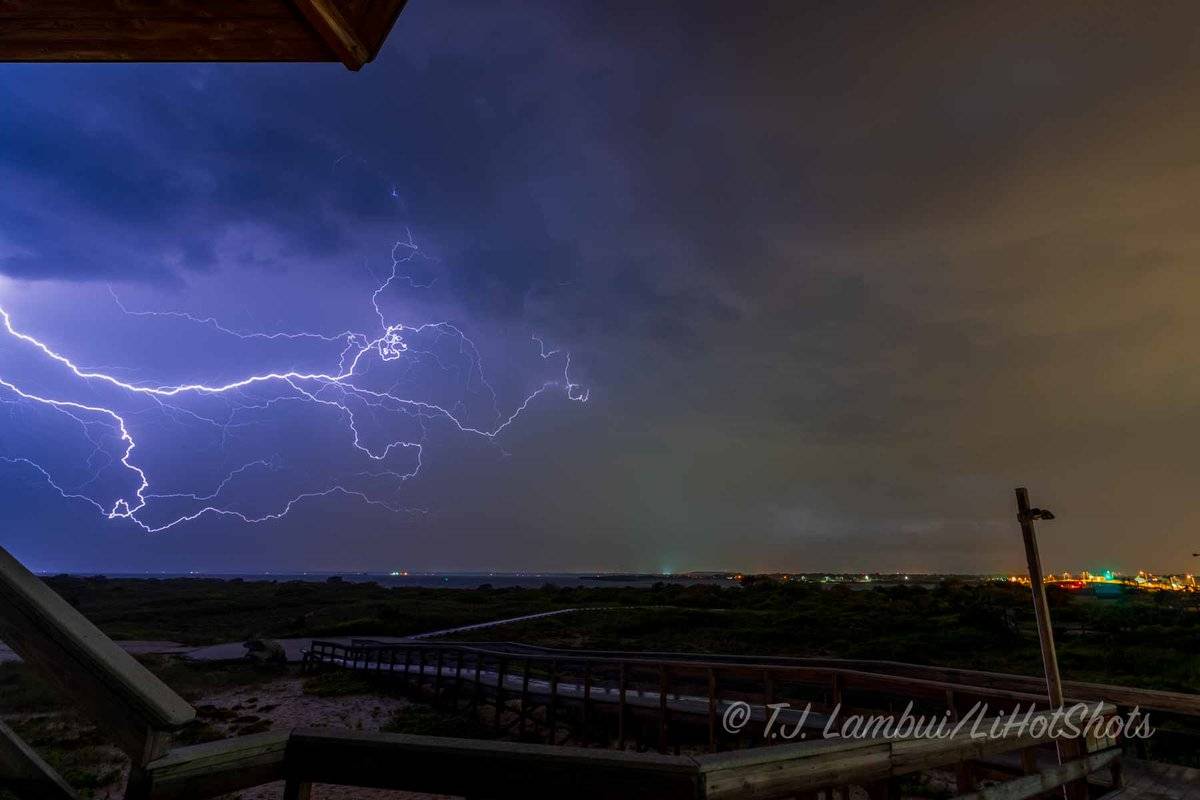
[0,233,586,533]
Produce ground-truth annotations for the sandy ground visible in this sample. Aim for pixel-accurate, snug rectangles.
[196,675,407,732]
[191,677,456,800]
[3,673,455,800]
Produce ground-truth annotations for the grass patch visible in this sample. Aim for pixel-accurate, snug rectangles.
[0,663,61,713]
[382,706,495,738]
[142,655,287,702]
[302,669,385,697]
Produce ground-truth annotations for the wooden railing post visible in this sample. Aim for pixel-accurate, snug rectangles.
[547,659,560,744]
[707,668,718,752]
[519,658,531,736]
[658,665,670,754]
[454,649,465,708]
[946,688,975,794]
[867,778,900,800]
[618,662,628,750]
[581,662,592,745]
[283,778,312,800]
[495,657,508,732]
[473,654,484,710]
[434,649,445,703]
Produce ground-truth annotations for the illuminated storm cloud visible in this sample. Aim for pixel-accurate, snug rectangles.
[0,235,586,533]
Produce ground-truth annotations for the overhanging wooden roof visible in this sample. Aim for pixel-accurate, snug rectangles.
[0,0,410,71]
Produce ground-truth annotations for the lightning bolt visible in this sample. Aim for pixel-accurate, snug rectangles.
[0,234,586,533]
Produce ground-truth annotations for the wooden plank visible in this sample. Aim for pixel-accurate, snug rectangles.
[351,0,408,54]
[0,718,79,800]
[0,4,332,62]
[701,740,892,800]
[699,705,1115,800]
[434,642,1200,717]
[287,0,369,68]
[0,0,410,65]
[139,731,289,800]
[282,778,312,800]
[952,749,1119,800]
[285,728,700,799]
[0,545,194,761]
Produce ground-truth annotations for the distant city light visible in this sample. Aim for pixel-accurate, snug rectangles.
[1007,570,1197,593]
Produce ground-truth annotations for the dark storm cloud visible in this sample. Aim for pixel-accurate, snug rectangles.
[2,0,1200,573]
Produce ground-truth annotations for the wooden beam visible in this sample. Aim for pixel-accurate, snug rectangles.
[952,749,1120,800]
[285,728,701,799]
[0,719,79,800]
[138,731,289,800]
[0,545,194,762]
[287,0,370,69]
[0,1,333,63]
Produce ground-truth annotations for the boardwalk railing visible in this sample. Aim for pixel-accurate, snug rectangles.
[137,704,1124,800]
[0,546,198,798]
[0,540,1162,800]
[302,637,1193,762]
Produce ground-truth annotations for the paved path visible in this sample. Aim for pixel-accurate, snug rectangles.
[184,607,600,662]
[0,640,193,664]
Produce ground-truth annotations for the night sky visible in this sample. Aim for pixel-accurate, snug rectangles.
[2,1,1198,575]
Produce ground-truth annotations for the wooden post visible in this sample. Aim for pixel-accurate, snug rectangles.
[283,778,312,800]
[434,649,445,704]
[618,662,628,750]
[707,668,718,752]
[658,665,670,754]
[1016,488,1065,708]
[454,650,465,708]
[1015,487,1087,800]
[548,660,559,744]
[473,654,484,710]
[866,778,900,800]
[946,688,974,794]
[519,658,531,736]
[495,658,507,732]
[581,663,592,745]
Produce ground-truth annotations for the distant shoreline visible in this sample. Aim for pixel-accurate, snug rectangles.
[31,571,999,590]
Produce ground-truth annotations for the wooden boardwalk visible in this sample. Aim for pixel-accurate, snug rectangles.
[1103,759,1200,800]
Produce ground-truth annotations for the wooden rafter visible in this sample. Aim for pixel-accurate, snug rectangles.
[0,1,409,70]
[287,0,370,70]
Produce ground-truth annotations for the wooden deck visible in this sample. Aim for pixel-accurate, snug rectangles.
[1,542,1198,800]
[1104,759,1200,800]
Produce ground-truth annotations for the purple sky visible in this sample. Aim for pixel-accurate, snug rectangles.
[2,1,1199,575]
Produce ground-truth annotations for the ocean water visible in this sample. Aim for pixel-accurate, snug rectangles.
[68,572,732,589]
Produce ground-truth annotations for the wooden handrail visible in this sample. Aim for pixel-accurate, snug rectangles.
[287,728,700,798]
[308,640,1085,712]
[0,545,194,761]
[953,749,1120,800]
[697,705,1116,800]
[331,638,1200,717]
[134,731,288,800]
[138,704,1120,800]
